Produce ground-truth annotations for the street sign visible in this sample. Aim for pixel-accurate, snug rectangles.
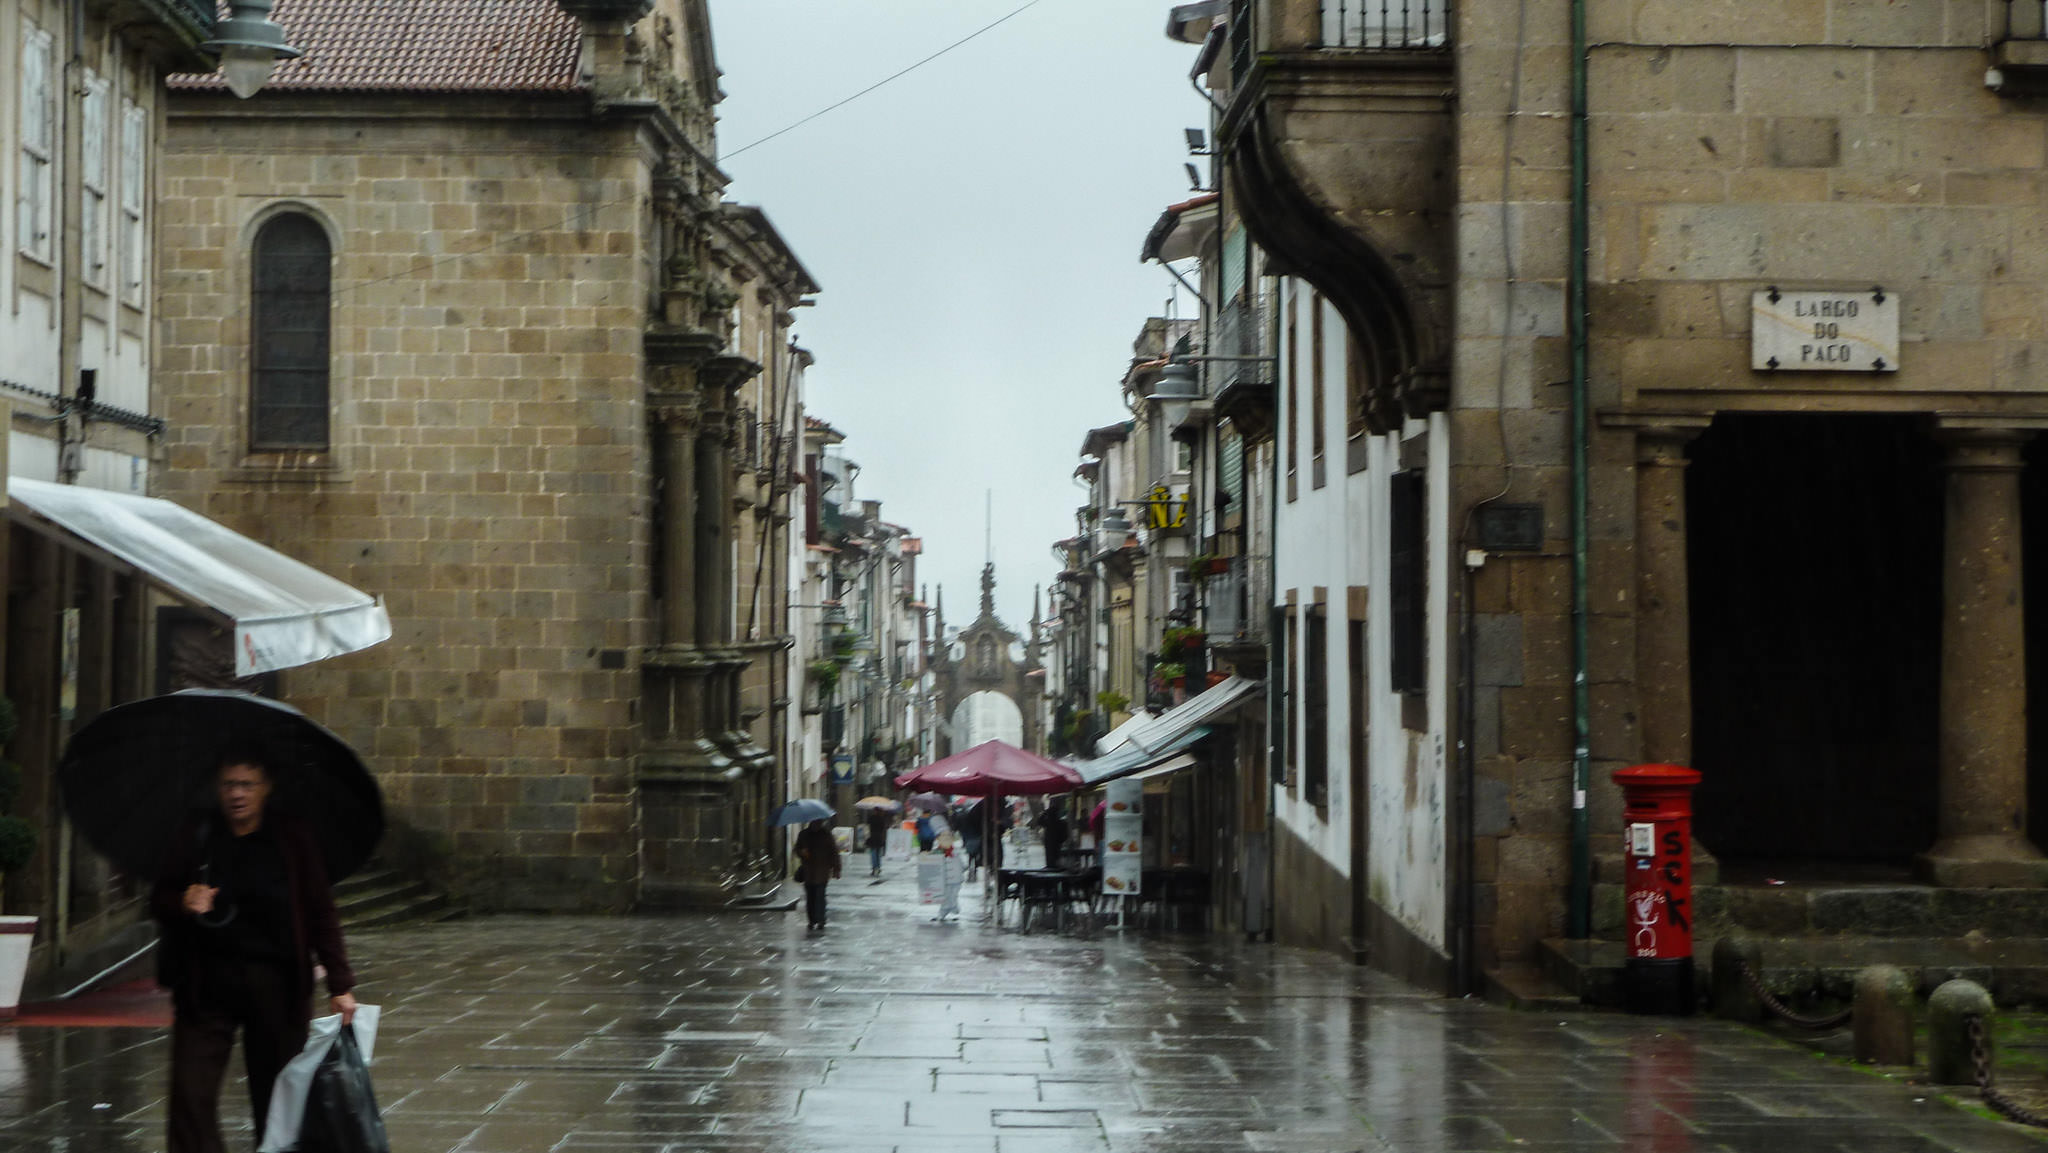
[1751,288,1898,373]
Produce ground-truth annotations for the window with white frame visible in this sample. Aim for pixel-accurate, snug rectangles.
[17,24,55,262]
[81,74,110,287]
[120,100,147,303]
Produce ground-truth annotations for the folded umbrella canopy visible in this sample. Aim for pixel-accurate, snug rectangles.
[58,689,383,882]
[895,741,1083,798]
[770,798,835,827]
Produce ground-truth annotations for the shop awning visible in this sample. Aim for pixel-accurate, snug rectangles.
[1129,753,1198,783]
[8,477,392,676]
[1075,726,1212,786]
[1097,675,1264,758]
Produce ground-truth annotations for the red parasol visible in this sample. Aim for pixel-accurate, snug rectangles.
[894,740,1082,798]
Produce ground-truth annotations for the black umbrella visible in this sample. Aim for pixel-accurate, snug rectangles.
[58,689,383,882]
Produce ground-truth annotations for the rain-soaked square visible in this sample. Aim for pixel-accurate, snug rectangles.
[6,861,2047,1153]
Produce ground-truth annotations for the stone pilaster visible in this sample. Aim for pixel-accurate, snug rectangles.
[1632,419,1710,767]
[1924,423,2048,887]
[649,393,698,648]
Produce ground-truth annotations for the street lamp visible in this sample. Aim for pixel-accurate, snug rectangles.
[1144,359,1202,433]
[202,0,302,99]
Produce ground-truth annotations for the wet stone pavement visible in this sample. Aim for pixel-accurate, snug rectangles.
[4,845,2047,1153]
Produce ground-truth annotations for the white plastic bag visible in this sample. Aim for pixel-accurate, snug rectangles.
[259,1004,380,1153]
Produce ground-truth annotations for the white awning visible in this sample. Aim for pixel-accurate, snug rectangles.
[8,477,392,676]
[1096,675,1265,758]
[1130,754,1198,782]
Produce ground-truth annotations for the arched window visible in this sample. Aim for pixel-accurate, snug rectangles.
[250,213,331,450]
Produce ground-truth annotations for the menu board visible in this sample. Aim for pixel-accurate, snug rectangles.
[1100,779,1143,895]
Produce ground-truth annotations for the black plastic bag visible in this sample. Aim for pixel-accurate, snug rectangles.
[297,1025,390,1153]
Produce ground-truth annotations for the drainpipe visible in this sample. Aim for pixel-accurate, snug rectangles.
[1566,0,1594,939]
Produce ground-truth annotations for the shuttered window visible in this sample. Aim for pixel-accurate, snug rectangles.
[81,75,109,286]
[120,101,147,302]
[250,214,332,450]
[18,25,54,261]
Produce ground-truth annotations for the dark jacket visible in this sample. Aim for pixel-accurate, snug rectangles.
[151,813,355,1009]
[793,825,842,885]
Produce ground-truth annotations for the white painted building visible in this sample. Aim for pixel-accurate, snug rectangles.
[1268,276,1453,977]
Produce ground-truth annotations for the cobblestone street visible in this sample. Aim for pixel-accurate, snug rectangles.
[4,852,2045,1153]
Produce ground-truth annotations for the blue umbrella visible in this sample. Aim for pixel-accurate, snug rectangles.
[770,798,835,827]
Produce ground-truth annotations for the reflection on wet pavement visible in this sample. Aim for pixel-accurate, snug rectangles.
[3,857,2043,1152]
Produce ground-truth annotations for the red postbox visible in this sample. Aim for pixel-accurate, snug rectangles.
[1613,762,1700,1015]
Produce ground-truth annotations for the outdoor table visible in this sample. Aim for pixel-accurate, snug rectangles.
[1009,868,1090,934]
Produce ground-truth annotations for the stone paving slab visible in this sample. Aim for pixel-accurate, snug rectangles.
[4,852,2048,1152]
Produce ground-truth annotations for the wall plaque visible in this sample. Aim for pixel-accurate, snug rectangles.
[1751,288,1898,373]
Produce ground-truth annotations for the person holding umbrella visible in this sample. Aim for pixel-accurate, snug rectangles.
[862,806,893,877]
[792,818,842,930]
[152,747,358,1153]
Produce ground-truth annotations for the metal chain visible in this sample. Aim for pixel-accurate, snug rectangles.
[1736,958,1852,1030]
[1969,1013,2048,1128]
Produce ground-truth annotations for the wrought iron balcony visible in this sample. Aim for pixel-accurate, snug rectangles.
[1218,0,1455,431]
[1318,0,1451,49]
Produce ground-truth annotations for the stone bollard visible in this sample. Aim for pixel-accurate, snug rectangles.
[1852,965,1914,1065]
[1711,937,1764,1024]
[1927,978,1995,1085]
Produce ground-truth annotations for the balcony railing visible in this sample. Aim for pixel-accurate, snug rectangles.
[1208,293,1275,395]
[1320,0,1452,48]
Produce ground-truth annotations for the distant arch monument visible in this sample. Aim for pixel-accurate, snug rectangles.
[930,565,1043,755]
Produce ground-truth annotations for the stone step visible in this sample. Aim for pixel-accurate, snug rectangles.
[1541,934,2048,1009]
[335,865,466,932]
[1591,880,2048,939]
[1483,963,1580,1011]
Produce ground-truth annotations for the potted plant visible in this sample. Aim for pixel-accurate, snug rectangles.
[1095,689,1130,718]
[1159,626,1206,661]
[1153,661,1187,689]
[0,698,36,1018]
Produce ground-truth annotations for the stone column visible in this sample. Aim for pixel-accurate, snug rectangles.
[694,387,731,657]
[649,396,698,649]
[1925,424,2047,887]
[1608,414,1718,885]
[1634,421,1709,768]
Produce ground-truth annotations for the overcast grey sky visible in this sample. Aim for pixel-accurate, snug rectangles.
[707,1,1203,633]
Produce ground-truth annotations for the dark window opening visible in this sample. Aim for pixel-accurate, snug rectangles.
[1310,293,1326,490]
[250,213,331,450]
[1305,605,1328,807]
[1390,470,1426,696]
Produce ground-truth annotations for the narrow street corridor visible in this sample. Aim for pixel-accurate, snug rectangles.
[3,852,2041,1153]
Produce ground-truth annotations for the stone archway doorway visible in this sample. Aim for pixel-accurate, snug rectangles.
[952,689,1024,750]
[1685,413,1942,878]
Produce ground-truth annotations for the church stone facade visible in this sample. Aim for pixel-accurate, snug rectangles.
[157,0,813,908]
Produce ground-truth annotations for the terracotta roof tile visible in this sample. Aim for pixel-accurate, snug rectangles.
[172,0,582,93]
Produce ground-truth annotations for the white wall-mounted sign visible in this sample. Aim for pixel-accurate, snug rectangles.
[1752,288,1899,373]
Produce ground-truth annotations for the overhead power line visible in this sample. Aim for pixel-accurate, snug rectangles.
[723,0,1048,160]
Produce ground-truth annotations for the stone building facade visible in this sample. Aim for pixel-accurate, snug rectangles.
[157,0,815,909]
[931,566,1042,756]
[1162,0,2048,990]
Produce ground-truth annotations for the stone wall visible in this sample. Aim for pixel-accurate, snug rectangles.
[156,105,653,909]
[1454,0,2048,965]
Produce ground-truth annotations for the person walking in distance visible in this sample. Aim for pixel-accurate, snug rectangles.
[864,807,891,877]
[152,750,358,1153]
[1033,800,1070,869]
[794,818,842,930]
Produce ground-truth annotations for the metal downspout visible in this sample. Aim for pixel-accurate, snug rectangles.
[1566,0,1594,939]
